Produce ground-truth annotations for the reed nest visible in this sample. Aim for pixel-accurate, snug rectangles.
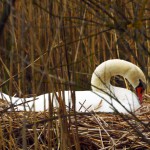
[0,95,150,150]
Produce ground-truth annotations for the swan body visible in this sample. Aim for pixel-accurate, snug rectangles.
[0,90,139,113]
[0,59,146,114]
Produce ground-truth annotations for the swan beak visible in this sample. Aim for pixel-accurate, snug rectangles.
[136,86,144,104]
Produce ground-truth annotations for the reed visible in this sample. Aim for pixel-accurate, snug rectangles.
[0,0,149,149]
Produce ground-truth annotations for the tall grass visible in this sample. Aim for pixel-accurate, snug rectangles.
[0,0,149,149]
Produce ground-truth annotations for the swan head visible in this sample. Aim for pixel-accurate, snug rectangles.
[124,66,146,104]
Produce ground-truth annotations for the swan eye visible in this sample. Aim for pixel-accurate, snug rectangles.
[138,79,146,91]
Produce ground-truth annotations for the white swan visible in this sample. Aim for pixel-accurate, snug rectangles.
[0,59,146,113]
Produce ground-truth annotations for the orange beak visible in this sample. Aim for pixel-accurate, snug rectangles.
[136,86,144,104]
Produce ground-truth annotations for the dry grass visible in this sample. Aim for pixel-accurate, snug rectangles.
[0,97,150,150]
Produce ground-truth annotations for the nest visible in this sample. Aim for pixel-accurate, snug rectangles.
[0,97,150,150]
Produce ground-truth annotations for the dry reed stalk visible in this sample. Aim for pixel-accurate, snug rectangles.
[0,96,149,149]
[0,0,149,149]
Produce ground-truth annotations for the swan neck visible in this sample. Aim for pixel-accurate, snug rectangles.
[91,59,145,92]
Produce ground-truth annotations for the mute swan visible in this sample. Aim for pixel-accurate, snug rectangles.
[1,59,146,113]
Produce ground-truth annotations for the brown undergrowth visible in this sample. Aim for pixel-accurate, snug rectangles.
[0,95,149,150]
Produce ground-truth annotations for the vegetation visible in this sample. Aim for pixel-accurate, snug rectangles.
[0,0,149,149]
